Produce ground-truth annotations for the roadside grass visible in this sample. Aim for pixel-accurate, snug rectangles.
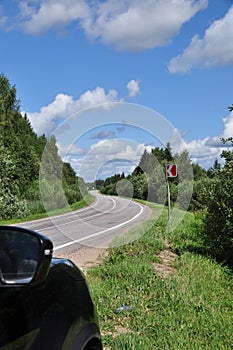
[88,204,233,349]
[0,194,95,225]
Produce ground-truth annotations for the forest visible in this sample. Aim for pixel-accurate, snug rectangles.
[0,74,87,220]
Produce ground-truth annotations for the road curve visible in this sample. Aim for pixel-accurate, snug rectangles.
[18,191,151,252]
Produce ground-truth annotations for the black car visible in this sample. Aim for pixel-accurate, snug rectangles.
[0,226,103,350]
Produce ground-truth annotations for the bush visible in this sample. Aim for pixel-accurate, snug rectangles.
[189,177,216,211]
[204,138,233,267]
[0,189,29,219]
[0,144,29,219]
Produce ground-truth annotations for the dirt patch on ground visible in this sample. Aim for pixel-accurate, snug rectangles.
[55,246,109,275]
[154,249,178,278]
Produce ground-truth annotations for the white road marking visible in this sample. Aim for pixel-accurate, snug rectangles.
[13,192,101,226]
[54,201,144,251]
[39,195,117,231]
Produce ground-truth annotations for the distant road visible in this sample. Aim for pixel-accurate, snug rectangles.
[18,191,151,253]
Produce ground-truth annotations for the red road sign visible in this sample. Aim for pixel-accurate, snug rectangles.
[166,164,177,177]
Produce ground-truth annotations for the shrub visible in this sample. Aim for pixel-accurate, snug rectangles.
[204,137,233,267]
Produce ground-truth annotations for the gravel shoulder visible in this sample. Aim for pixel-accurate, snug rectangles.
[55,246,109,274]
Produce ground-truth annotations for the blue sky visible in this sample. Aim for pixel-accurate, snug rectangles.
[1,0,233,181]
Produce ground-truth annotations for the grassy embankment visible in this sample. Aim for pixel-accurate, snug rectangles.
[88,202,233,349]
[0,194,95,225]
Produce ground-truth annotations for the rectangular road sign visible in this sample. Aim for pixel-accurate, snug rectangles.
[166,164,177,178]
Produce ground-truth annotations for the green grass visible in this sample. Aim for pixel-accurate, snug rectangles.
[0,194,95,225]
[88,205,233,349]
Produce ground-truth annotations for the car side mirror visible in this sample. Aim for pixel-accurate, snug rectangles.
[0,226,53,286]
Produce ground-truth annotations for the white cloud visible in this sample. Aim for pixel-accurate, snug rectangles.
[58,143,86,178]
[82,0,207,51]
[58,143,86,157]
[175,110,233,168]
[172,135,224,169]
[18,0,90,34]
[187,138,221,166]
[222,109,233,139]
[25,86,118,135]
[168,5,233,73]
[6,0,207,51]
[0,5,7,27]
[78,139,153,181]
[127,80,140,97]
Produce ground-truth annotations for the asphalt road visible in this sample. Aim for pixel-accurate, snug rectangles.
[18,191,151,253]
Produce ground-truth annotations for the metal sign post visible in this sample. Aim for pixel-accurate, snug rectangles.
[167,176,171,221]
[166,164,177,222]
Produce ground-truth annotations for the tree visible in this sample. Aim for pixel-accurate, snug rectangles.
[192,163,207,180]
[0,74,87,217]
[174,150,193,182]
[0,142,28,219]
[163,142,173,162]
[147,166,166,204]
[39,136,67,211]
[0,74,43,195]
[207,159,221,178]
[204,136,233,267]
[131,174,148,200]
[137,149,154,174]
[0,73,19,114]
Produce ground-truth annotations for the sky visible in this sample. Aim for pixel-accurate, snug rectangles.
[1,0,233,182]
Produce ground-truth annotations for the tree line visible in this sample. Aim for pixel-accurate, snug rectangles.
[96,143,219,211]
[0,74,87,220]
[96,122,233,268]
